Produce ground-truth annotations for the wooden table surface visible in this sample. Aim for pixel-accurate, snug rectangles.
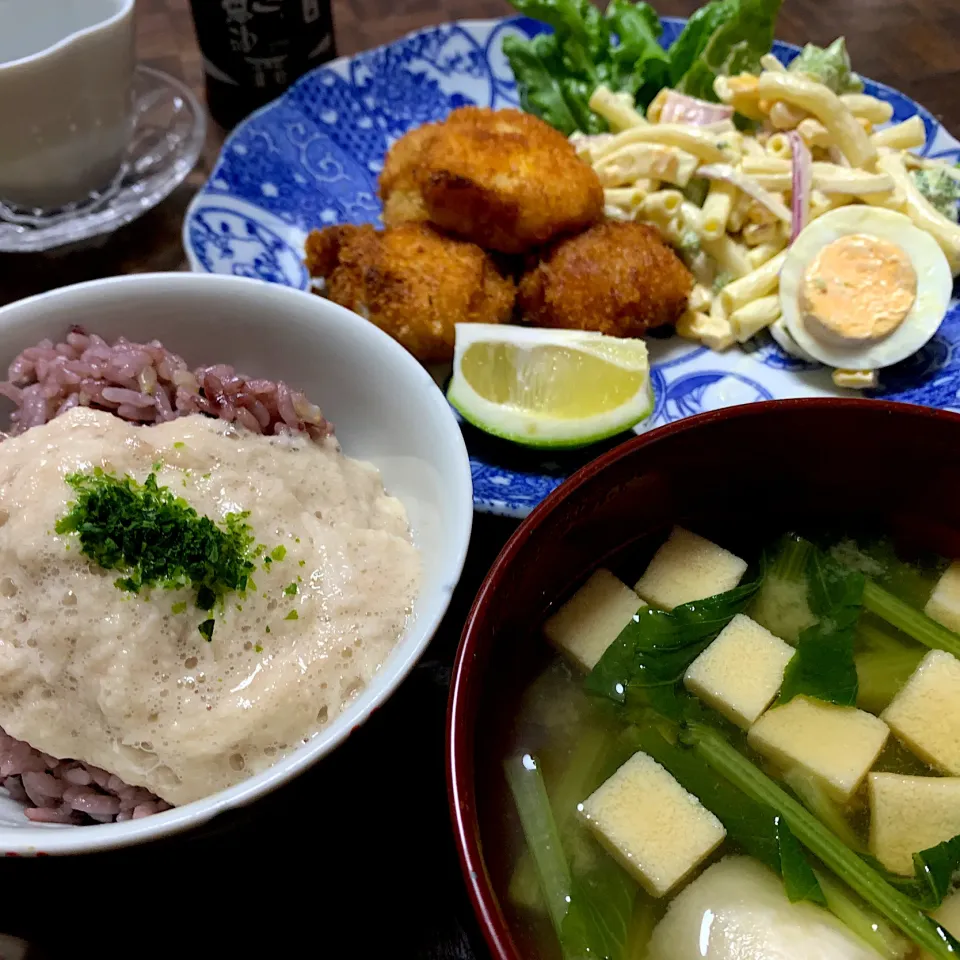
[0,1,958,957]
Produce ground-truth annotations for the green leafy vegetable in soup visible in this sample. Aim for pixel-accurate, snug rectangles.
[55,467,259,639]
[777,542,863,707]
[788,36,863,95]
[499,527,960,960]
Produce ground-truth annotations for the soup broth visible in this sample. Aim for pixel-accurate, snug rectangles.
[490,527,960,960]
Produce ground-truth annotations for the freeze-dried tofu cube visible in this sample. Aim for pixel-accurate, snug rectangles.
[684,614,794,728]
[580,750,725,897]
[634,527,747,611]
[869,773,960,875]
[925,562,960,635]
[882,649,960,775]
[748,696,889,801]
[544,569,645,672]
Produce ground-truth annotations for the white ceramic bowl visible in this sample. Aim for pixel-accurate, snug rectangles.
[0,273,473,854]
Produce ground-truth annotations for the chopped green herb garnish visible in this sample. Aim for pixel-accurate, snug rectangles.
[171,601,188,615]
[265,626,271,634]
[55,468,256,620]
[173,442,185,449]
[195,584,216,611]
[198,618,215,642]
[284,609,299,621]
[255,644,263,653]
[248,577,257,592]
[284,582,298,596]
[295,538,301,544]
[271,545,287,562]
[298,560,305,567]
[152,460,163,472]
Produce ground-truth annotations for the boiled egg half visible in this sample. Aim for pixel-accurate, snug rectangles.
[779,207,952,371]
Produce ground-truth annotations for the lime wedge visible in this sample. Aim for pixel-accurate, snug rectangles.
[447,324,655,449]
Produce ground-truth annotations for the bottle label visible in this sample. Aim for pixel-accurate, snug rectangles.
[192,0,336,93]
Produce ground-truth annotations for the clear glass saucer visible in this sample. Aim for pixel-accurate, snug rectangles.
[0,66,207,254]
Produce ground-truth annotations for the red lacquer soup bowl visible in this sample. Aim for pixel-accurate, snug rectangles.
[446,398,960,960]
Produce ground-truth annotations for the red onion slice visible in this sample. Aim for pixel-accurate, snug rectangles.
[659,91,734,126]
[789,130,813,242]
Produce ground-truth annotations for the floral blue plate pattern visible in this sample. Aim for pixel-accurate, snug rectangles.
[184,16,960,518]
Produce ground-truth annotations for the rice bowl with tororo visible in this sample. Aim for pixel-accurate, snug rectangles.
[0,329,421,825]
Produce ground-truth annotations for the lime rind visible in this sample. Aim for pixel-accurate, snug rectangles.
[448,377,654,449]
[447,324,656,449]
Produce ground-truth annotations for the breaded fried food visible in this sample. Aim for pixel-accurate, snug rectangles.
[378,107,603,254]
[517,221,693,336]
[305,222,515,365]
[377,123,435,225]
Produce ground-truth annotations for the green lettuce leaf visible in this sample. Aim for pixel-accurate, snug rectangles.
[503,0,785,130]
[788,36,863,94]
[561,76,609,132]
[510,0,610,79]
[674,0,784,101]
[666,0,737,87]
[504,34,582,135]
[605,0,670,96]
[503,0,610,134]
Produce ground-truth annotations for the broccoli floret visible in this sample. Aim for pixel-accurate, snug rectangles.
[789,37,863,95]
[910,167,960,222]
[712,270,735,293]
[679,230,701,255]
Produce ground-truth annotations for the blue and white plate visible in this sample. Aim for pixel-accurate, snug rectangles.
[183,16,960,518]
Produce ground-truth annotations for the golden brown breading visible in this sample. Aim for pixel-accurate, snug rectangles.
[305,222,515,365]
[378,107,603,254]
[377,123,437,225]
[517,221,693,336]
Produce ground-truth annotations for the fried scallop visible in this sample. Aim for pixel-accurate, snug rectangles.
[305,222,515,365]
[378,107,604,254]
[517,221,693,337]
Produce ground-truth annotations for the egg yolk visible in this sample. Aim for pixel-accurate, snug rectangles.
[801,234,917,343]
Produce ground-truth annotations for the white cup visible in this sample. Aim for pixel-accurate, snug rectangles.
[0,0,136,211]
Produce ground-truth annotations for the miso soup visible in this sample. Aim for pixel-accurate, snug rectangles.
[493,527,960,960]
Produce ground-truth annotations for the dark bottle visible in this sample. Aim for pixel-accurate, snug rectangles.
[189,0,337,130]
